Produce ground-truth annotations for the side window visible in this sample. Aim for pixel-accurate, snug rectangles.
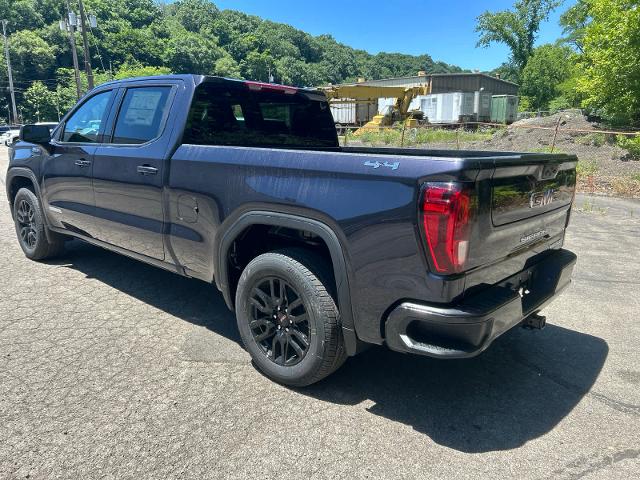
[62,90,112,143]
[111,86,171,144]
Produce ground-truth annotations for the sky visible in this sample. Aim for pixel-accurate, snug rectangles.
[212,0,576,71]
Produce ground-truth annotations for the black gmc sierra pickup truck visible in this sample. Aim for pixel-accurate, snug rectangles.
[6,75,577,386]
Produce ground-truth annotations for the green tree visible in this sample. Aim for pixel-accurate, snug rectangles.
[520,43,574,110]
[163,30,224,74]
[170,0,219,32]
[575,0,640,125]
[214,56,242,78]
[275,57,326,87]
[491,62,521,83]
[0,0,54,32]
[226,34,262,62]
[476,0,562,79]
[544,59,587,112]
[240,50,276,81]
[23,81,59,122]
[97,19,166,67]
[8,29,57,81]
[559,0,591,51]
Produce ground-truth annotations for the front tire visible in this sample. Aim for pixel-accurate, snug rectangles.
[235,249,346,387]
[13,188,66,261]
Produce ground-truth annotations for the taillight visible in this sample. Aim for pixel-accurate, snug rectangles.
[420,182,473,275]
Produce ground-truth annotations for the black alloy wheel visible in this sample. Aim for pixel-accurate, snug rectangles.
[235,249,347,386]
[249,277,310,366]
[16,199,38,249]
[12,187,66,260]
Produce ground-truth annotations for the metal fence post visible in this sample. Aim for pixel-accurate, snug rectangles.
[550,116,562,153]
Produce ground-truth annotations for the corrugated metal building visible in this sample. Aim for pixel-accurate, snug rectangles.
[358,72,519,96]
[328,72,519,125]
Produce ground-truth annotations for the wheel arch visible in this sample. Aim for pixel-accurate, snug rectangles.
[6,168,41,212]
[215,211,359,356]
[6,167,55,243]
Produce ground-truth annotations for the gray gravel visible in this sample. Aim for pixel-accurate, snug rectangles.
[1,146,639,479]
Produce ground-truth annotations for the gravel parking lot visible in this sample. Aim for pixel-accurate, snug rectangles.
[1,145,639,479]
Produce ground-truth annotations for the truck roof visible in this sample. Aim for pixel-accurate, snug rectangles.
[96,74,319,94]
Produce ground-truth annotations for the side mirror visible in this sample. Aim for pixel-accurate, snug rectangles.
[20,124,52,144]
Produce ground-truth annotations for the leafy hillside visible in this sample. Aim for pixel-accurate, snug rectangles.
[0,0,465,121]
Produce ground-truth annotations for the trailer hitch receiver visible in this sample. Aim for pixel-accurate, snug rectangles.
[522,312,546,330]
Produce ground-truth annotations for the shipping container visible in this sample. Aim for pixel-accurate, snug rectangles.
[490,95,519,124]
[474,91,493,122]
[420,92,475,124]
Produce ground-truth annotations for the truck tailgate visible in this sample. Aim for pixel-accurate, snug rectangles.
[463,154,577,292]
[491,160,576,226]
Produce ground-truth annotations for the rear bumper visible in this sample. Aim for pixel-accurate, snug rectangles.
[384,249,577,358]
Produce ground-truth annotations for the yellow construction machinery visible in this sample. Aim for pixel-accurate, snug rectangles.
[320,83,431,134]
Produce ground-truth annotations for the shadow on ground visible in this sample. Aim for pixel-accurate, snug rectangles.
[50,240,608,453]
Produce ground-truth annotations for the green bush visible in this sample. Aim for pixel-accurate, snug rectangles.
[355,127,494,147]
[617,135,640,159]
[380,129,401,145]
[576,132,607,147]
[548,96,573,113]
[358,130,378,144]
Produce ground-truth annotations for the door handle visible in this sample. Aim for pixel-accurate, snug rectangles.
[137,165,158,175]
[74,158,91,167]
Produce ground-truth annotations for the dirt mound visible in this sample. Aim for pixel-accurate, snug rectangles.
[511,111,596,131]
[481,112,639,180]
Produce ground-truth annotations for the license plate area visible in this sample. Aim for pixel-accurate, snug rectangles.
[499,269,533,299]
[497,251,575,316]
[497,261,554,315]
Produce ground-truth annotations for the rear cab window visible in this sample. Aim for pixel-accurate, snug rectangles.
[182,80,338,150]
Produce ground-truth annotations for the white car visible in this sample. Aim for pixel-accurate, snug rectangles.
[0,126,18,145]
[2,128,21,146]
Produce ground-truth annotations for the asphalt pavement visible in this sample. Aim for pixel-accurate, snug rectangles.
[0,146,639,479]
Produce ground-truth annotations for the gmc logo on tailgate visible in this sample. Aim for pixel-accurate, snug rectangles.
[529,189,557,208]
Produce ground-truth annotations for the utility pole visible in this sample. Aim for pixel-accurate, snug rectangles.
[1,20,18,124]
[78,0,93,90]
[77,0,94,90]
[62,1,82,100]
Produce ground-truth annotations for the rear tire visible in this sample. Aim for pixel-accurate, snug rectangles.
[13,188,66,261]
[235,248,347,387]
